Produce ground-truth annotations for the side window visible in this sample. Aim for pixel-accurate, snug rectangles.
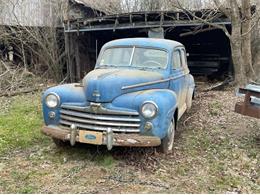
[173,50,181,69]
[180,49,188,69]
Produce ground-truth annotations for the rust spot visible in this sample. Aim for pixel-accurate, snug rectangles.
[235,87,260,119]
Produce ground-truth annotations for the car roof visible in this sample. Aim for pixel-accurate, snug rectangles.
[102,38,183,51]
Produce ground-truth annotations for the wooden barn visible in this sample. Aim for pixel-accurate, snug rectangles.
[0,0,65,66]
[64,0,233,82]
[0,0,63,27]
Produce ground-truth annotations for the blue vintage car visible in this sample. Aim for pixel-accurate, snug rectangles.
[42,38,195,153]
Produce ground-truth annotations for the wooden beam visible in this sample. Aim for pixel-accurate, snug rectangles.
[179,27,218,37]
[65,33,73,82]
[75,36,81,80]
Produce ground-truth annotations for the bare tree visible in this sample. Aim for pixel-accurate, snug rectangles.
[173,0,259,85]
[251,0,260,81]
[78,0,259,85]
[0,0,68,95]
[0,0,67,82]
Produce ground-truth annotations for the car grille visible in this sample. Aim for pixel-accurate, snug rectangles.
[59,104,141,133]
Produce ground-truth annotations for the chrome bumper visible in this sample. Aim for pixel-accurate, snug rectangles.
[41,125,161,150]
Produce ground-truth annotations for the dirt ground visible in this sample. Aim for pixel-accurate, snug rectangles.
[0,82,259,193]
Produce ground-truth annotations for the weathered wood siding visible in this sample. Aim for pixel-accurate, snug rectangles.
[0,0,63,27]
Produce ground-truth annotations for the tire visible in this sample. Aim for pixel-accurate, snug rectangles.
[159,119,176,154]
[52,138,69,147]
[186,88,194,111]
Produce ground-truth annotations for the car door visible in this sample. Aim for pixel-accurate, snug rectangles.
[169,47,187,119]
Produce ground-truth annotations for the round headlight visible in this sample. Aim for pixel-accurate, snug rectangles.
[45,93,59,108]
[141,101,158,119]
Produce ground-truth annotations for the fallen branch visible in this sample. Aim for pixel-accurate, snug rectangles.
[0,60,11,71]
[203,77,233,92]
[250,80,260,85]
[0,70,10,78]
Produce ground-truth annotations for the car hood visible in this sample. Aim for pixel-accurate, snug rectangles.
[82,68,166,102]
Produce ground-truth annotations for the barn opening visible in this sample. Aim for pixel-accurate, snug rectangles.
[64,10,232,82]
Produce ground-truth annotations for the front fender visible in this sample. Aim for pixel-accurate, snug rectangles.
[42,84,86,125]
[112,89,178,139]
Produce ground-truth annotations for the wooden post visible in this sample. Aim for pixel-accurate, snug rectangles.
[65,33,77,82]
[75,36,81,81]
[70,34,76,82]
[65,32,73,82]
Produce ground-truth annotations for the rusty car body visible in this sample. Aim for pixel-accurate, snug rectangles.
[235,84,260,119]
[41,38,195,153]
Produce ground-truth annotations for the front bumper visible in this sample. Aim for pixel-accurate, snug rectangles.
[42,125,161,150]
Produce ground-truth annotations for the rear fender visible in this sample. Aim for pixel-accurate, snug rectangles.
[186,74,195,110]
[187,74,195,94]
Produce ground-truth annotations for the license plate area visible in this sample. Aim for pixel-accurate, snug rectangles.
[79,130,103,145]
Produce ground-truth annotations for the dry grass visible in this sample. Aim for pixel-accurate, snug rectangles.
[0,81,259,193]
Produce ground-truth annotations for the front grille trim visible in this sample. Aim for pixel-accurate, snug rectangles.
[59,104,141,133]
[61,104,139,116]
[60,120,140,133]
[60,109,141,122]
[60,114,140,127]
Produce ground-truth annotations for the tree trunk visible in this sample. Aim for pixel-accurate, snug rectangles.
[241,0,255,80]
[252,29,260,81]
[252,1,260,82]
[230,37,246,85]
[229,0,247,85]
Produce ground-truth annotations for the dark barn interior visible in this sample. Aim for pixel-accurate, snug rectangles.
[64,10,232,82]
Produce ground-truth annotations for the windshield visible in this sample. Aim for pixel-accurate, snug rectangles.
[98,47,168,69]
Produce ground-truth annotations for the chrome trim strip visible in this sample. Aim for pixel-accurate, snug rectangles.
[60,109,141,122]
[59,120,140,133]
[122,78,171,90]
[61,104,139,116]
[121,75,183,90]
[60,114,141,127]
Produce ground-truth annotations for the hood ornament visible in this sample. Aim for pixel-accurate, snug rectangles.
[90,102,101,113]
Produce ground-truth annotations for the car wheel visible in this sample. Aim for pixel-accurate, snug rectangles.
[52,138,69,147]
[186,88,194,111]
[159,119,175,154]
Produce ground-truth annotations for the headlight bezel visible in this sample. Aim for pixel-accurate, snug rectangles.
[45,92,60,108]
[140,101,158,119]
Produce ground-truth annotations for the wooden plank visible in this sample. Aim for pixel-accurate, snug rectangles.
[75,36,81,80]
[65,33,72,82]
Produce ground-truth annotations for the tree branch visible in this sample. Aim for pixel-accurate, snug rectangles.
[173,0,231,39]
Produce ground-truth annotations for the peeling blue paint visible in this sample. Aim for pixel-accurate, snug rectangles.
[42,38,195,143]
